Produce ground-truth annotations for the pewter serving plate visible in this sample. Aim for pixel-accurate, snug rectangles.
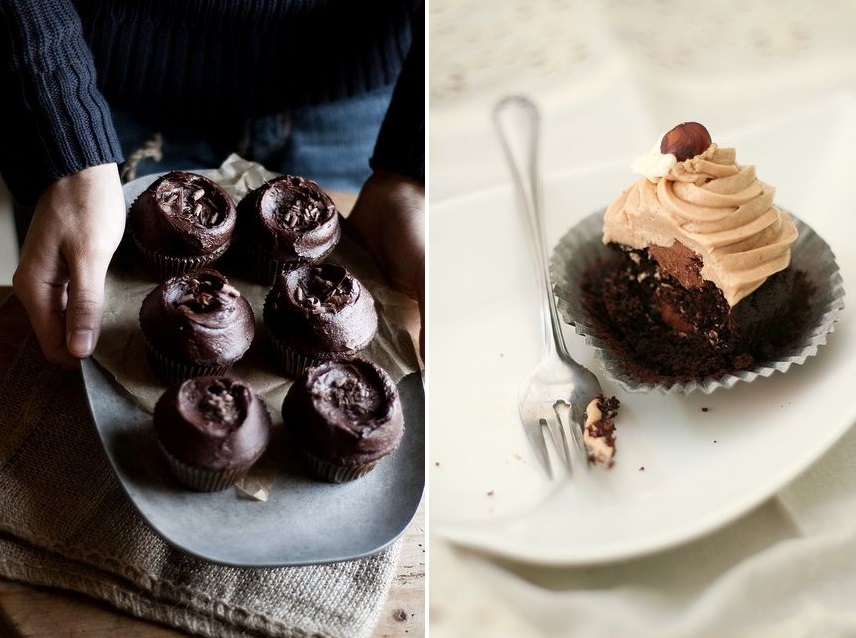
[82,358,424,567]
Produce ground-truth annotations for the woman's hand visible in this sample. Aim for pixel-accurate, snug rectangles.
[348,169,425,359]
[13,163,126,368]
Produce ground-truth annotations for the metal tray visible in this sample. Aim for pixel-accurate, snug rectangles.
[82,358,424,567]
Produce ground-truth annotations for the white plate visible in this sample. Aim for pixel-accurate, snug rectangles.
[428,100,856,566]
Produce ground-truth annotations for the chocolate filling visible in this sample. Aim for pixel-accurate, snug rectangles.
[580,243,814,383]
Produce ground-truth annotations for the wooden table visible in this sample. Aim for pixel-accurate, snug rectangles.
[0,287,425,637]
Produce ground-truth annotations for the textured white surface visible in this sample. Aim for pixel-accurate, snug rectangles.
[430,0,856,106]
[429,0,856,201]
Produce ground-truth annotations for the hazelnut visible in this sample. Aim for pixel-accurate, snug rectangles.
[660,122,712,161]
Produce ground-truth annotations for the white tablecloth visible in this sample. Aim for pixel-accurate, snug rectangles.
[428,2,856,636]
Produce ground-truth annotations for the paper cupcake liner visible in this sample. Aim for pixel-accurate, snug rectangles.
[551,210,845,394]
[297,447,379,483]
[238,243,336,287]
[133,235,229,281]
[266,330,360,379]
[143,336,234,385]
[157,440,254,492]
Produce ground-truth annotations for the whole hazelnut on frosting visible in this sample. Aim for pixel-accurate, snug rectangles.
[660,122,711,161]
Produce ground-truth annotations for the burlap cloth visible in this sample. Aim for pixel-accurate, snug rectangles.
[0,338,400,637]
[0,156,422,637]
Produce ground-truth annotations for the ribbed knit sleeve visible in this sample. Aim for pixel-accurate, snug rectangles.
[0,0,123,207]
[369,0,424,183]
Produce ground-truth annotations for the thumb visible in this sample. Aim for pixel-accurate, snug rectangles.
[65,261,108,359]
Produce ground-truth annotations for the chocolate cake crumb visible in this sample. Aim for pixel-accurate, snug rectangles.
[579,245,815,384]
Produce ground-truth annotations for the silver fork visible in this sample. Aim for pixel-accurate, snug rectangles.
[493,94,604,479]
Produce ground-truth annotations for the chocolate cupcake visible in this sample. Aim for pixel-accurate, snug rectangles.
[236,174,341,284]
[140,268,255,384]
[553,122,843,393]
[282,358,405,482]
[263,262,378,378]
[129,170,237,280]
[154,375,272,491]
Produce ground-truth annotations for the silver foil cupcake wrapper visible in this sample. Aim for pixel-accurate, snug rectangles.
[551,209,845,394]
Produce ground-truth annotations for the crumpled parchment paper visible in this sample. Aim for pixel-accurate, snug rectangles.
[92,154,422,499]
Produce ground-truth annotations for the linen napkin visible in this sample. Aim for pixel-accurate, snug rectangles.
[0,334,401,638]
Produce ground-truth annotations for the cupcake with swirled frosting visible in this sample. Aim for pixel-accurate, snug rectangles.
[606,122,798,307]
[140,268,255,383]
[263,262,378,378]
[282,358,404,482]
[558,122,830,390]
[236,174,341,285]
[154,375,271,491]
[129,171,237,280]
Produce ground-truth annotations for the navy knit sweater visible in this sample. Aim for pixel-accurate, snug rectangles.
[0,0,424,207]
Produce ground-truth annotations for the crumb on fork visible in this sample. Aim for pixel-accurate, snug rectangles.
[583,395,620,468]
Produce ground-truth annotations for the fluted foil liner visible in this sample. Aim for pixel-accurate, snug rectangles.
[552,210,845,394]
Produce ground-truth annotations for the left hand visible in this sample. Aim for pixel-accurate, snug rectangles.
[13,163,126,368]
[348,169,425,360]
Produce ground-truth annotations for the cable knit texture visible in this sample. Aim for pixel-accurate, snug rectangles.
[0,0,422,205]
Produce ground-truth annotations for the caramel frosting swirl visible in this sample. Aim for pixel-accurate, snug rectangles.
[604,143,798,306]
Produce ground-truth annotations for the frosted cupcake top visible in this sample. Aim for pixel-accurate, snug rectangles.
[603,122,798,306]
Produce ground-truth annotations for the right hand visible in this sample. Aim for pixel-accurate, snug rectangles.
[13,163,126,368]
[348,169,425,359]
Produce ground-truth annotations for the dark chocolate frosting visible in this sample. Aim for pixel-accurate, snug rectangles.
[237,174,341,262]
[282,358,404,466]
[263,262,378,358]
[154,376,271,470]
[140,268,255,366]
[130,171,237,257]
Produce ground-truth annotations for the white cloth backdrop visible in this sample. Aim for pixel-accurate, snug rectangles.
[429,2,856,636]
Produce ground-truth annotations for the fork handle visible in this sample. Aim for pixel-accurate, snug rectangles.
[494,96,570,361]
